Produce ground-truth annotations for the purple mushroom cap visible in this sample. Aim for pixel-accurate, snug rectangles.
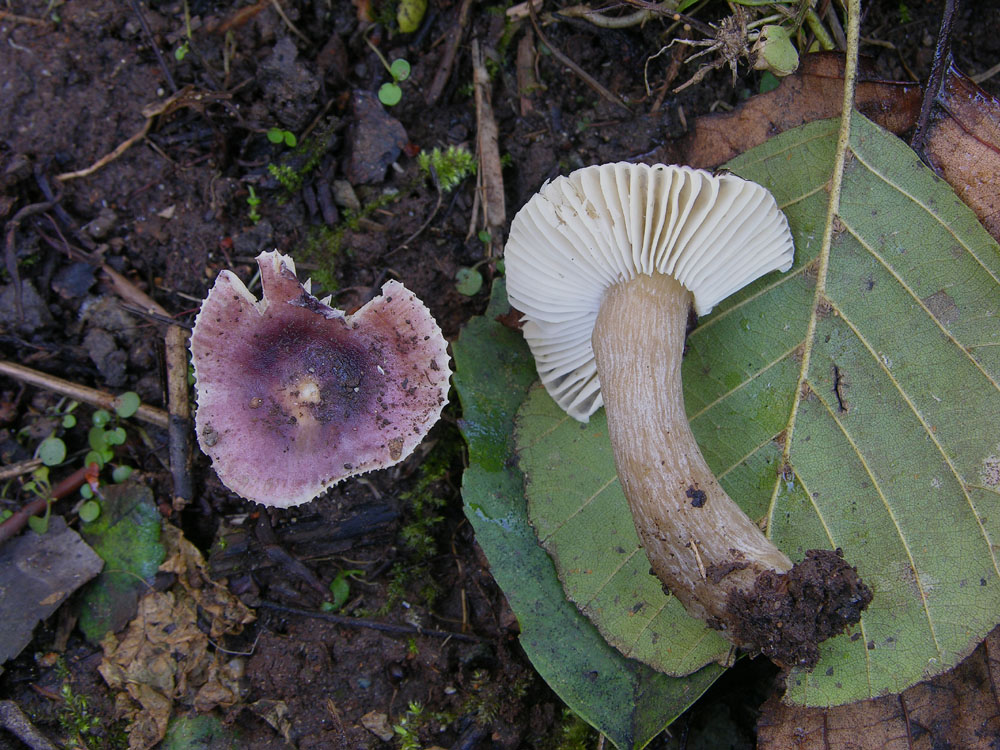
[190,251,451,507]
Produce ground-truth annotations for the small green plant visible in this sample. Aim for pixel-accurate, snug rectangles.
[174,39,190,61]
[417,145,477,193]
[379,58,411,106]
[246,185,262,223]
[22,465,54,533]
[321,568,364,612]
[55,659,114,750]
[366,34,411,106]
[266,127,298,148]
[393,702,424,750]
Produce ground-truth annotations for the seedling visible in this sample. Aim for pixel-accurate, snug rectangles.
[378,58,411,106]
[321,568,364,612]
[365,35,411,107]
[266,127,297,148]
[246,185,262,223]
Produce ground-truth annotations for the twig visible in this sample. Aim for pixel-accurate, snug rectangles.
[0,458,43,482]
[0,361,170,430]
[527,1,633,115]
[911,0,959,156]
[55,119,153,182]
[165,326,193,511]
[425,0,474,106]
[127,0,177,93]
[269,0,310,45]
[0,465,89,547]
[0,9,50,25]
[257,600,484,642]
[471,39,507,250]
[0,701,59,750]
[4,199,55,321]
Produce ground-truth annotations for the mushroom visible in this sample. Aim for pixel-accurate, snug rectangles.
[190,251,450,508]
[505,162,870,668]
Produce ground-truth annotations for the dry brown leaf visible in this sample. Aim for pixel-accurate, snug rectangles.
[99,525,254,750]
[673,52,921,169]
[919,59,1000,242]
[758,626,1000,749]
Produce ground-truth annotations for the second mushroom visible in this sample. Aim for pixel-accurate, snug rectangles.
[505,162,871,668]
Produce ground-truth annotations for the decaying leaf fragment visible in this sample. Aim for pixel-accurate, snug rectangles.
[918,59,1000,243]
[99,525,254,750]
[758,625,1000,749]
[669,52,921,169]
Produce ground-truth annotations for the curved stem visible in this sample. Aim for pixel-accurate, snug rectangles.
[592,273,871,667]
[592,273,792,626]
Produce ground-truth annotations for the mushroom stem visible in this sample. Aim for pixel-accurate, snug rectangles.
[593,273,870,666]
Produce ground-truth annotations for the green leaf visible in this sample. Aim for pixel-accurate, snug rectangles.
[378,82,402,107]
[78,500,101,523]
[114,391,141,419]
[28,513,49,534]
[283,131,297,148]
[389,58,411,82]
[516,113,1000,707]
[266,127,285,144]
[92,409,111,428]
[105,426,127,446]
[80,483,94,499]
[454,267,483,296]
[454,280,722,749]
[111,465,133,483]
[84,450,105,469]
[62,414,77,429]
[517,387,731,676]
[77,483,166,642]
[38,436,66,466]
[88,426,108,452]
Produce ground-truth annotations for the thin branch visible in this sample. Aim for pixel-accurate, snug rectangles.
[257,600,484,642]
[0,361,170,429]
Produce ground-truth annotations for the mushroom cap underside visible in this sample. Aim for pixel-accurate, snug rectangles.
[190,251,451,507]
[505,162,794,421]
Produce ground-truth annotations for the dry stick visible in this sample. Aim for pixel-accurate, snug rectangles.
[910,0,959,157]
[425,0,474,106]
[0,465,89,547]
[0,458,43,482]
[0,9,50,25]
[0,361,170,430]
[526,0,633,115]
[165,326,193,511]
[0,701,59,750]
[5,199,56,321]
[471,39,507,251]
[257,600,483,642]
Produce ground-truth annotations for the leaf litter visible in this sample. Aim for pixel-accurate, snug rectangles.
[99,524,254,750]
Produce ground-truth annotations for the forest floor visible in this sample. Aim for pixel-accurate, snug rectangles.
[2,0,999,748]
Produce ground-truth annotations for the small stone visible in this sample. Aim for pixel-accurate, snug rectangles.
[345,90,407,184]
[83,207,118,239]
[0,280,54,334]
[360,710,394,742]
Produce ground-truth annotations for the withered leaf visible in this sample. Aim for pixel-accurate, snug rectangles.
[758,626,1000,749]
[919,58,1000,242]
[667,52,921,169]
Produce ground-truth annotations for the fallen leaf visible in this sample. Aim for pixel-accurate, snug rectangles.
[758,625,1000,749]
[918,57,1000,242]
[668,52,921,169]
[99,524,254,750]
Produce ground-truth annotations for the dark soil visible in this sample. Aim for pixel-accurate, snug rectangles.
[1,0,997,748]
